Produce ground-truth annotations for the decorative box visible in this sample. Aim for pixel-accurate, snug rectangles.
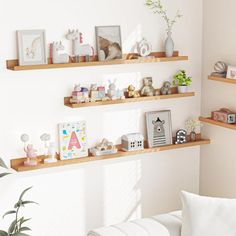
[211,108,236,124]
[121,133,144,152]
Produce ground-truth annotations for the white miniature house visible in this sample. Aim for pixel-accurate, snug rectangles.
[121,133,144,151]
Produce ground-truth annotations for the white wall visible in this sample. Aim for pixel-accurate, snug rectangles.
[201,0,236,197]
[0,0,203,235]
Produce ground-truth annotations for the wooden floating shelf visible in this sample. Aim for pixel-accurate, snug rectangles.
[64,90,195,108]
[199,117,236,131]
[208,76,236,85]
[6,51,188,71]
[11,135,210,172]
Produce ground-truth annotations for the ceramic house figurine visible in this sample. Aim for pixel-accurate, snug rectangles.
[90,139,117,156]
[140,77,156,96]
[127,85,140,98]
[160,81,172,95]
[70,84,89,104]
[66,29,94,60]
[121,133,144,152]
[20,134,38,166]
[52,42,70,64]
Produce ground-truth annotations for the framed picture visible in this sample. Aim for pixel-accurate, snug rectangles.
[58,121,88,160]
[226,65,236,80]
[95,25,122,61]
[17,29,47,66]
[146,110,173,148]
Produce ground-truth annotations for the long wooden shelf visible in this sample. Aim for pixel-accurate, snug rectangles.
[208,76,236,84]
[64,91,195,108]
[199,117,236,131]
[6,51,188,71]
[11,136,210,172]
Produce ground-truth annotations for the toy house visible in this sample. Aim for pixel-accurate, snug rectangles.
[121,133,144,152]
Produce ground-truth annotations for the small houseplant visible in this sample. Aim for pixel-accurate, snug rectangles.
[145,0,182,57]
[0,158,37,236]
[173,70,192,93]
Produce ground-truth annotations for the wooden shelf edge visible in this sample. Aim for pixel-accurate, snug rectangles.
[6,51,188,71]
[11,137,210,172]
[199,117,236,130]
[208,76,236,84]
[64,92,195,108]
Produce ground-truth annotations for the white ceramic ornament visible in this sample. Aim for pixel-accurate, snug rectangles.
[137,38,152,57]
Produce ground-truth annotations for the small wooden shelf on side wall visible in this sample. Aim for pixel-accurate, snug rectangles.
[64,88,195,108]
[11,135,210,172]
[199,117,236,131]
[6,51,188,71]
[208,76,236,84]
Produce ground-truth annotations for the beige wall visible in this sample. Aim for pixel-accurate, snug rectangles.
[201,0,236,197]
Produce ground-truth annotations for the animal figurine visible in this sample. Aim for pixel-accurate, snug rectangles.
[107,80,125,100]
[40,133,51,156]
[141,77,156,96]
[66,29,94,58]
[21,134,38,166]
[211,61,228,77]
[90,138,117,156]
[52,42,70,64]
[160,81,172,95]
[127,85,140,98]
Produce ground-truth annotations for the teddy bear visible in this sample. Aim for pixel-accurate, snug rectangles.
[127,85,140,98]
[141,77,156,96]
[160,81,172,95]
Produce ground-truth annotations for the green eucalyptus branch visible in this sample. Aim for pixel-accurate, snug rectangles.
[0,158,11,179]
[145,0,182,32]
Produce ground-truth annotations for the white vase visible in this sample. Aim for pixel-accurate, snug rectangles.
[165,31,174,57]
[178,86,188,93]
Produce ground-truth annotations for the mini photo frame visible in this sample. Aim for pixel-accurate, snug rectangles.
[146,110,173,148]
[17,29,47,66]
[226,65,236,80]
[95,25,122,61]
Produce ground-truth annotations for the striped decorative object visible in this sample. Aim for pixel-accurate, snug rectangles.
[214,61,227,73]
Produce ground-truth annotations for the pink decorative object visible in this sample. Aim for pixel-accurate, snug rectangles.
[212,108,236,124]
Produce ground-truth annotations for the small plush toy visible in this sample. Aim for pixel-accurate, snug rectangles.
[127,85,140,98]
[141,77,156,96]
[160,81,172,95]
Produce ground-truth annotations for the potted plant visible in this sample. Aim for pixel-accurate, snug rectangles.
[173,70,192,93]
[145,0,182,57]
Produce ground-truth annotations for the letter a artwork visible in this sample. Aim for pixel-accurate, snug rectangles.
[58,121,88,160]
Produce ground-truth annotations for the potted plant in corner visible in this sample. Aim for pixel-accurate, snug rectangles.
[173,70,192,93]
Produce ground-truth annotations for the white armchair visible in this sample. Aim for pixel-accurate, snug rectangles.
[88,211,182,236]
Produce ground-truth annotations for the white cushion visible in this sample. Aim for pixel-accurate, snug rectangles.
[181,191,236,236]
[88,211,182,236]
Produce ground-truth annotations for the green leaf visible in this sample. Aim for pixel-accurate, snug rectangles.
[0,173,11,178]
[0,158,8,169]
[21,201,38,206]
[19,218,31,225]
[19,187,33,201]
[3,210,16,218]
[8,219,17,234]
[19,227,31,232]
[0,230,8,236]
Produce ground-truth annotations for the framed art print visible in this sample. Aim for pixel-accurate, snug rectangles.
[95,25,122,61]
[146,110,173,148]
[58,121,88,160]
[17,29,47,66]
[226,65,236,80]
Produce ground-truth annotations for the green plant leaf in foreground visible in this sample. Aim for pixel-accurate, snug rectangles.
[12,233,31,236]
[0,173,11,179]
[19,187,33,201]
[0,158,8,169]
[3,210,16,219]
[19,227,31,232]
[0,230,8,236]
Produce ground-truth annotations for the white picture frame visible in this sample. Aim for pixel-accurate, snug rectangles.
[95,25,122,61]
[146,110,173,148]
[226,65,236,80]
[17,29,47,66]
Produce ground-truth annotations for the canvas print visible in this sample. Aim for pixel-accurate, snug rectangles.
[227,66,236,80]
[58,121,88,160]
[95,26,122,61]
[17,30,47,66]
[146,110,173,148]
